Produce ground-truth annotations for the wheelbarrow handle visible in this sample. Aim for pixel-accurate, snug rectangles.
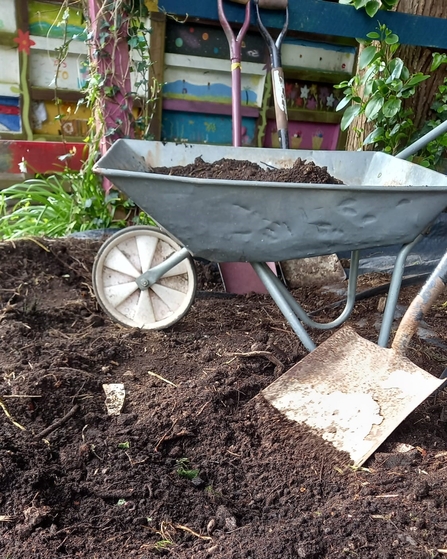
[396,119,447,160]
[392,251,447,354]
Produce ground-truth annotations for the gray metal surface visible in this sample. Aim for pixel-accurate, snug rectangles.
[94,140,447,262]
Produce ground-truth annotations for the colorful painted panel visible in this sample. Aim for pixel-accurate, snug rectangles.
[29,38,88,91]
[264,120,340,151]
[284,80,341,112]
[165,21,266,63]
[0,0,17,33]
[0,46,20,87]
[162,111,257,146]
[0,140,85,174]
[163,54,266,108]
[28,1,86,40]
[0,96,21,133]
[282,39,356,75]
[32,101,89,138]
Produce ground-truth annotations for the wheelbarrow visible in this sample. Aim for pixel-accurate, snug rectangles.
[92,128,447,352]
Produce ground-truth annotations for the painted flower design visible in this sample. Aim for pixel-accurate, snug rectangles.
[14,30,36,55]
[300,84,310,99]
[326,93,335,108]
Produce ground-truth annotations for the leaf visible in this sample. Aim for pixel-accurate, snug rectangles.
[385,33,399,45]
[382,97,402,118]
[359,45,378,70]
[366,32,380,39]
[335,96,353,112]
[9,86,22,94]
[388,58,404,81]
[363,127,384,145]
[340,104,361,131]
[364,95,384,120]
[405,73,430,87]
[431,52,447,72]
[365,0,381,17]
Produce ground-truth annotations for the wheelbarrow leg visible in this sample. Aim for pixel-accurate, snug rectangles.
[267,251,360,330]
[377,233,425,347]
[251,262,316,352]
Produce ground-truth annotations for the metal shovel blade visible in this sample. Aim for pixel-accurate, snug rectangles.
[262,326,443,467]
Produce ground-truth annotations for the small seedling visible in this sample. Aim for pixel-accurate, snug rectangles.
[175,458,199,480]
[118,441,130,449]
[154,539,173,552]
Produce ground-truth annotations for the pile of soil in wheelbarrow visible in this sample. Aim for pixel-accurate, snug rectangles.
[152,156,344,184]
[1,235,447,558]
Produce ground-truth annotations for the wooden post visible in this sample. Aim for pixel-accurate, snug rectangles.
[87,0,133,190]
[147,11,166,141]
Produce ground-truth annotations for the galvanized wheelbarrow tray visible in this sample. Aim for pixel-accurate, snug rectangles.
[92,139,447,351]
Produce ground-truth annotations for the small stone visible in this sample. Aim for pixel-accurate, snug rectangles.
[207,518,216,535]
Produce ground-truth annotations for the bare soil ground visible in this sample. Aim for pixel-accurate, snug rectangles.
[1,236,447,559]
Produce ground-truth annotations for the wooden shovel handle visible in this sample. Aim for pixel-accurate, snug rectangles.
[392,252,447,354]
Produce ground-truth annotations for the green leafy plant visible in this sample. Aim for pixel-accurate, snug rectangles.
[339,0,399,17]
[0,165,126,240]
[335,24,429,154]
[409,53,447,168]
[175,458,200,480]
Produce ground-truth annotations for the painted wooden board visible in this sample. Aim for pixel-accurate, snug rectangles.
[163,53,266,108]
[158,0,447,49]
[0,0,17,33]
[29,36,88,90]
[284,80,340,112]
[165,20,267,63]
[162,110,257,145]
[0,96,21,133]
[0,46,20,88]
[28,0,86,40]
[0,140,85,174]
[264,119,340,150]
[32,101,90,138]
[282,39,356,75]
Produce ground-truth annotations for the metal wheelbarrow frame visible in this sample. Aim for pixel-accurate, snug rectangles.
[92,139,447,351]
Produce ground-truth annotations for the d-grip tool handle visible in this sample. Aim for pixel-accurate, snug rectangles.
[231,0,288,8]
[392,251,447,354]
[271,65,289,149]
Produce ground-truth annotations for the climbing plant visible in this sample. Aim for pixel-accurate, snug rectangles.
[338,0,399,17]
[0,0,160,240]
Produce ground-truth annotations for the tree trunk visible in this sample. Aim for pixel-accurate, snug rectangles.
[344,43,373,151]
[344,0,447,149]
[396,0,447,130]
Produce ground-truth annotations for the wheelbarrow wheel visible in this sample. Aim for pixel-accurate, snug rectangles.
[92,226,197,330]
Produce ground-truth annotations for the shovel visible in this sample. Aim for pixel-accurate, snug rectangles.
[263,251,447,466]
[262,121,447,467]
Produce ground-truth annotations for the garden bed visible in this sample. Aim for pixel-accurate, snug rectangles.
[0,237,447,558]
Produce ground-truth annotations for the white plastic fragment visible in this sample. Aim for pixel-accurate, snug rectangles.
[103,383,125,415]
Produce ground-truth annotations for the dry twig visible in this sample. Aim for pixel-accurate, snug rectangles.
[35,404,80,440]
